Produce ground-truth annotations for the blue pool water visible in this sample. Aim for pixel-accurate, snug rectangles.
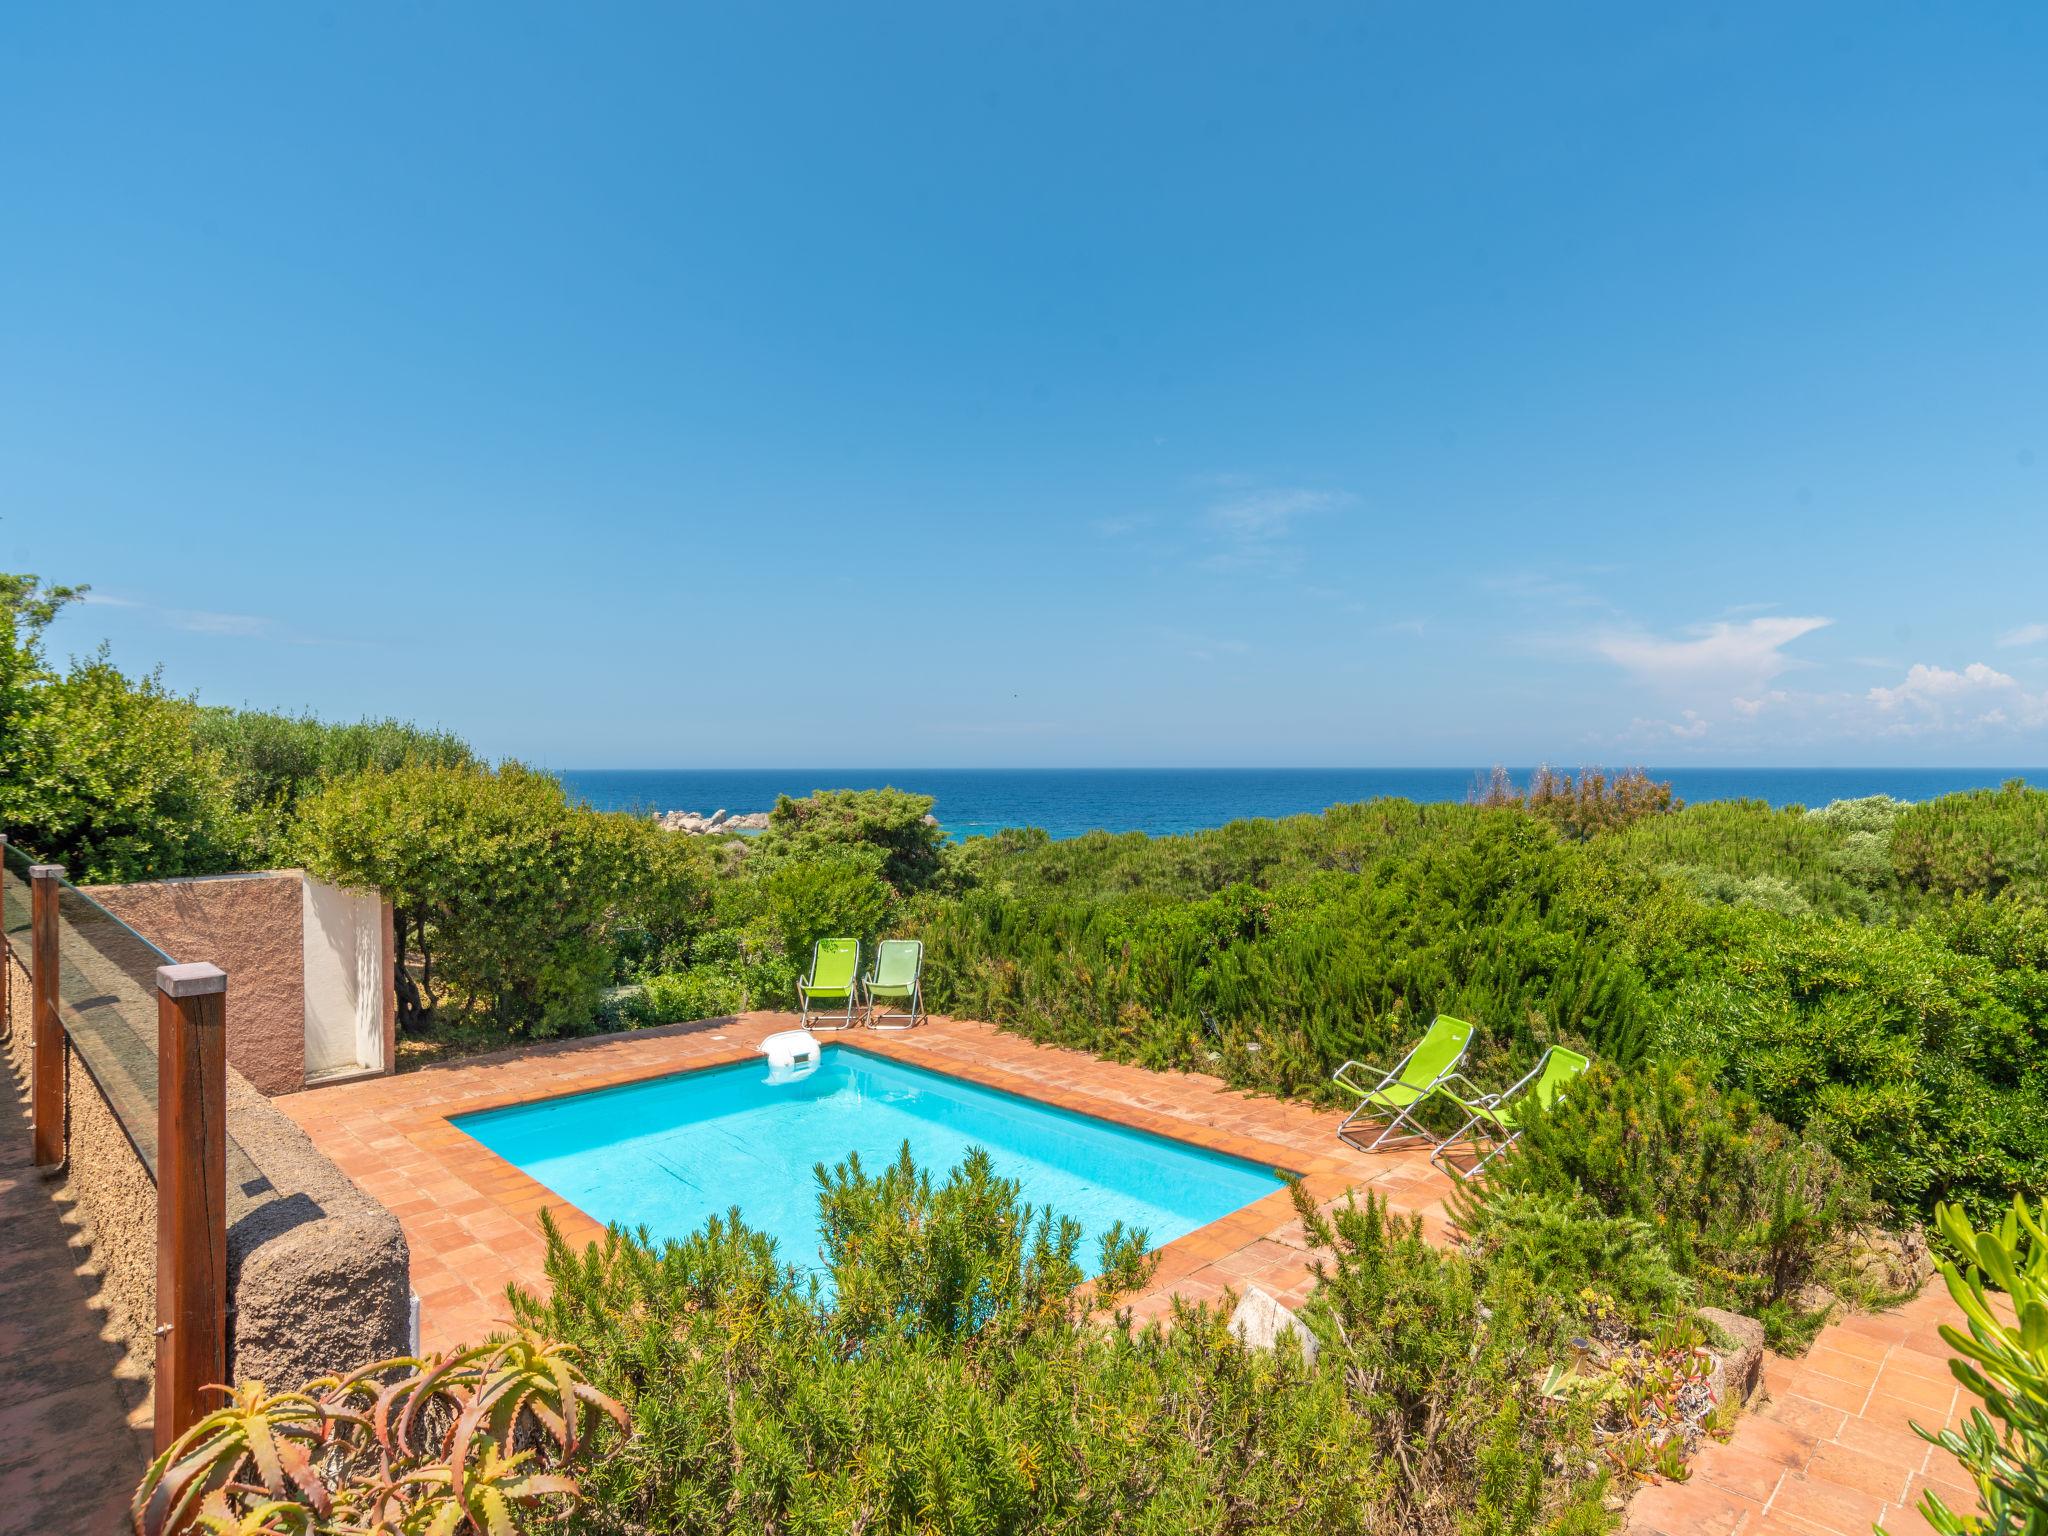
[553,766,2043,841]
[455,1049,1288,1273]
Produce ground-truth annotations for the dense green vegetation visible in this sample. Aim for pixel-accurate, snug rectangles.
[514,1148,1613,1536]
[7,569,2045,1229]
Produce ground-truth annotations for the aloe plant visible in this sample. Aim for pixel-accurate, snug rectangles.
[130,1332,628,1536]
[1908,1197,2048,1534]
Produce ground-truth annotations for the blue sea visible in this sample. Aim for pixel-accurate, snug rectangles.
[554,767,2042,841]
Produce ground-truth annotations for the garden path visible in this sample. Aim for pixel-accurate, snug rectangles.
[0,1033,153,1535]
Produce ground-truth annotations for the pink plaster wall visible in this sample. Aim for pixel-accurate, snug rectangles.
[84,874,307,1096]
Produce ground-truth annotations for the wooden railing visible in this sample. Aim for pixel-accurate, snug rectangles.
[3,840,228,1451]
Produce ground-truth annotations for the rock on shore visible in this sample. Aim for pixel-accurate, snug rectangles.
[657,807,771,835]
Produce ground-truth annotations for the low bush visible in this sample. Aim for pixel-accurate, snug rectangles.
[1472,764,1678,840]
[1654,910,2048,1220]
[1455,1059,1867,1347]
[512,1150,1610,1536]
[1891,780,2048,901]
[923,812,1649,1101]
[627,967,748,1025]
[756,786,949,893]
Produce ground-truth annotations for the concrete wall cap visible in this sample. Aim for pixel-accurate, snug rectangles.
[158,962,228,998]
[29,863,65,879]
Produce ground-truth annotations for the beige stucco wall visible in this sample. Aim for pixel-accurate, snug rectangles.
[86,874,307,1096]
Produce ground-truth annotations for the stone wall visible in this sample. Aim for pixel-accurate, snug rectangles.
[4,945,155,1417]
[4,945,411,1397]
[223,1062,412,1386]
[86,873,307,1095]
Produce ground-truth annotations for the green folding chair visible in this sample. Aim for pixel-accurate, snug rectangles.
[863,938,924,1031]
[1429,1045,1591,1181]
[798,938,862,1030]
[1332,1014,1476,1152]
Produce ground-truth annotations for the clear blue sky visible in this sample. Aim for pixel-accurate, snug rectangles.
[6,3,2045,768]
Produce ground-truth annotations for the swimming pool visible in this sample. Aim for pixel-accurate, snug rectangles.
[454,1047,1289,1272]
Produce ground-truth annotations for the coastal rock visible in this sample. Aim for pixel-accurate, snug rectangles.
[656,808,770,835]
[1695,1306,1765,1407]
[1228,1285,1318,1364]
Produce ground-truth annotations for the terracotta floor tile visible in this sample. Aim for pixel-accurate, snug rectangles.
[1691,1441,1792,1503]
[1781,1368,1872,1414]
[1805,1441,1911,1503]
[1766,1473,1888,1536]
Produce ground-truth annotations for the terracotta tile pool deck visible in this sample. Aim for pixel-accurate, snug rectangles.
[279,1011,1996,1534]
[277,1011,1462,1350]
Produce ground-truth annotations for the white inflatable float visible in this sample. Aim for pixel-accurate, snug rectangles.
[758,1028,822,1082]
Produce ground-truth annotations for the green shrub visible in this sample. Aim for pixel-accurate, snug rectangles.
[511,1153,1606,1536]
[295,763,659,1036]
[923,812,1648,1101]
[190,704,476,864]
[762,848,894,989]
[1892,781,2048,901]
[1656,910,2048,1219]
[1456,1059,1866,1346]
[1606,797,1898,922]
[629,967,748,1025]
[758,787,949,893]
[0,656,245,882]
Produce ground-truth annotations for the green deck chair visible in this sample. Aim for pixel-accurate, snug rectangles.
[798,938,862,1030]
[863,938,924,1031]
[1332,1014,1476,1152]
[1428,1045,1591,1181]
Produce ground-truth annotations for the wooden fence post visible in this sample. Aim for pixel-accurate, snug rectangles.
[29,864,65,1168]
[155,961,228,1453]
[0,833,9,1042]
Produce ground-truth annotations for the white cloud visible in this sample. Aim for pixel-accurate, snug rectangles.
[1623,709,1711,742]
[67,591,359,649]
[1865,661,2048,733]
[1199,485,1350,572]
[170,609,270,638]
[1868,661,2017,710]
[1595,615,1831,690]
[1732,690,1790,718]
[1997,622,2048,649]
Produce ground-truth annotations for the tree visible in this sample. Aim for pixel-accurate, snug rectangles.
[758,787,948,893]
[0,573,244,881]
[294,763,653,1036]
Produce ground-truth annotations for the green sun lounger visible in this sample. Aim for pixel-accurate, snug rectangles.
[1429,1044,1591,1181]
[1332,1014,1476,1152]
[798,938,862,1030]
[863,938,924,1031]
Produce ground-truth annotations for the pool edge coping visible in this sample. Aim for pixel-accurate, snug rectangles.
[419,1030,1352,1306]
